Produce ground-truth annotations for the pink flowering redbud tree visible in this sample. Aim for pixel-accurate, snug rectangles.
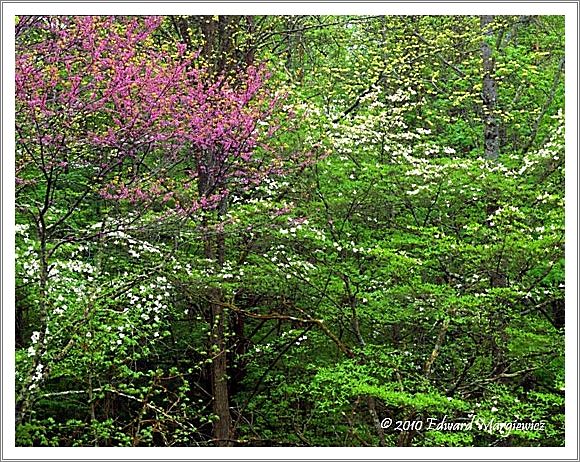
[15,15,307,443]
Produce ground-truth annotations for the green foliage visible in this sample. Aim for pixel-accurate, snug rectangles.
[15,15,565,447]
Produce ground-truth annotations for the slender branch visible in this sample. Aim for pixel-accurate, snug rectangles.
[423,318,451,377]
[522,55,565,154]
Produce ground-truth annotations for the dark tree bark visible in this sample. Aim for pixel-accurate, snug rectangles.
[196,158,233,446]
[172,16,257,76]
[15,299,24,348]
[210,293,233,446]
[481,15,500,160]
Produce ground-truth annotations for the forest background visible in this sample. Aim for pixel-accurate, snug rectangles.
[5,5,576,451]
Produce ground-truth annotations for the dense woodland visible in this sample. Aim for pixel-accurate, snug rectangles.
[15,15,565,447]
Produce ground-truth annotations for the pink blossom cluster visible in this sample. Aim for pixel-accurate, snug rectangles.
[16,16,299,214]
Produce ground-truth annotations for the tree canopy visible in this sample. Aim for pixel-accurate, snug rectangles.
[14,14,565,448]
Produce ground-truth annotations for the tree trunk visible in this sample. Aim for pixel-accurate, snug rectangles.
[481,15,499,160]
[15,301,24,348]
[187,14,260,445]
[210,197,232,446]
[210,294,232,446]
